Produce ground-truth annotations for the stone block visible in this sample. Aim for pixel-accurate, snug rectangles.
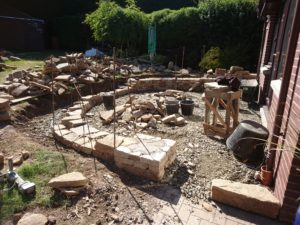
[115,134,176,181]
[70,124,99,136]
[73,137,96,155]
[48,172,88,188]
[60,132,79,146]
[65,119,86,128]
[0,98,10,110]
[211,179,280,219]
[94,134,124,160]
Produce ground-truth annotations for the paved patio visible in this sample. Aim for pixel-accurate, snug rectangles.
[149,186,286,225]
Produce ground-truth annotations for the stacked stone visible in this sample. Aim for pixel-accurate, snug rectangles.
[53,86,177,181]
[131,77,215,92]
[0,98,10,122]
[115,133,176,181]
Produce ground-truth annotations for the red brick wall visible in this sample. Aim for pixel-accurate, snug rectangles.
[273,32,300,223]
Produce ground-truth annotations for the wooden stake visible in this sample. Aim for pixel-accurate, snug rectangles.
[113,47,116,151]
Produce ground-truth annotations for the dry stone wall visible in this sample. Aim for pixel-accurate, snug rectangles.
[53,77,209,180]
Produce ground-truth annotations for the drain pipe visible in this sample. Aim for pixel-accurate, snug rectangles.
[267,0,300,170]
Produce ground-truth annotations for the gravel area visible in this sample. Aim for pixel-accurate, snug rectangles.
[19,91,262,204]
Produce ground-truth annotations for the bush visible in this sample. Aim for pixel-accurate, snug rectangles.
[85,1,149,54]
[86,0,262,69]
[199,47,222,71]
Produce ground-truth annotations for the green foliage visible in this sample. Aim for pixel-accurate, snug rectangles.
[86,0,262,69]
[199,47,221,71]
[85,0,149,53]
[0,150,67,221]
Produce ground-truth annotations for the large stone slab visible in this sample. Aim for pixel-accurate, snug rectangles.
[211,179,280,219]
[48,172,88,188]
[115,133,176,181]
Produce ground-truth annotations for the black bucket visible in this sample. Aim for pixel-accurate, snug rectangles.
[166,102,179,115]
[103,94,114,109]
[181,100,194,116]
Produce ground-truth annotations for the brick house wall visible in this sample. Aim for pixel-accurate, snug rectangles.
[258,0,300,223]
[274,34,300,222]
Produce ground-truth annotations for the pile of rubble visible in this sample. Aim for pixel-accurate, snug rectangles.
[99,89,188,130]
[0,53,131,98]
[0,51,196,99]
[207,66,257,79]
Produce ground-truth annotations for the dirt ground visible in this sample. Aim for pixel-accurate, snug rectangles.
[1,90,262,224]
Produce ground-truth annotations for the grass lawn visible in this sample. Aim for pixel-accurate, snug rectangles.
[0,50,64,83]
[0,149,68,221]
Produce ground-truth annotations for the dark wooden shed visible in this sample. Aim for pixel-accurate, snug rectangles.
[0,5,44,51]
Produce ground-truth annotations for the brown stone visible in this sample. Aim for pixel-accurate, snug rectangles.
[17,213,48,225]
[211,179,280,219]
[13,154,23,166]
[22,151,30,160]
[48,172,88,188]
[11,84,28,97]
[141,114,152,123]
[0,98,10,110]
[162,114,176,124]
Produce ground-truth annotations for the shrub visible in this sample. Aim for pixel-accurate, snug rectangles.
[85,0,149,54]
[86,0,262,69]
[199,47,221,71]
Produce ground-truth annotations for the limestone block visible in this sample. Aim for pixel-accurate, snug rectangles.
[70,124,99,136]
[73,137,96,155]
[66,119,86,128]
[60,132,79,146]
[66,109,83,117]
[89,131,109,139]
[94,134,124,160]
[48,172,88,188]
[211,179,280,219]
[115,134,176,181]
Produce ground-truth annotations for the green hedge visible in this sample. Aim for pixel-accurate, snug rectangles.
[86,0,262,69]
